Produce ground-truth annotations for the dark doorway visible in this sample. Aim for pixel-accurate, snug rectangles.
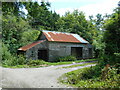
[71,47,83,59]
[38,50,48,61]
[17,50,25,56]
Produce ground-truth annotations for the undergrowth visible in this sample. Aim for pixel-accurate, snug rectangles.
[2,58,97,68]
[62,62,97,68]
[59,65,120,88]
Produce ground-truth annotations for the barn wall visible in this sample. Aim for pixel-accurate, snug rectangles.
[25,41,93,62]
[48,42,92,62]
[25,41,48,60]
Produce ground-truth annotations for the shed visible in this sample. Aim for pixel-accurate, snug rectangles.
[18,30,93,62]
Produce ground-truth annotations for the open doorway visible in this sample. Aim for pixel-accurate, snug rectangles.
[38,50,48,61]
[71,47,83,59]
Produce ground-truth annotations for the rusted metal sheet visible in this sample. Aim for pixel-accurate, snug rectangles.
[43,31,88,43]
[18,40,46,51]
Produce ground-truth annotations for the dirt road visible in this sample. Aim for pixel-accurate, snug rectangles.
[0,62,96,88]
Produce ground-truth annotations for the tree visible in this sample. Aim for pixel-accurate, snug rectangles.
[23,1,59,30]
[2,14,40,54]
[2,2,23,16]
[55,10,96,43]
[89,14,105,58]
[104,8,120,55]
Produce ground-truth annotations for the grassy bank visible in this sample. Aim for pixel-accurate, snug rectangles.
[46,59,97,65]
[59,66,120,88]
[62,62,97,68]
[2,59,97,68]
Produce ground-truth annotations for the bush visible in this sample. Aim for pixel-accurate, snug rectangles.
[17,55,26,65]
[57,56,77,62]
[60,66,102,84]
[28,59,46,66]
[1,43,12,61]
[2,44,26,66]
[2,56,17,66]
[2,55,26,66]
[60,66,120,88]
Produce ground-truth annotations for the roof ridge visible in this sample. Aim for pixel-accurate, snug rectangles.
[42,30,77,35]
[43,31,89,43]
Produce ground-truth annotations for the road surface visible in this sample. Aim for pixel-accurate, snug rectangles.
[0,62,96,88]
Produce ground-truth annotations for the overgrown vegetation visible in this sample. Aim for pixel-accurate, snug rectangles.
[59,66,120,88]
[2,58,97,68]
[62,62,97,68]
[59,7,120,88]
[28,59,47,66]
[57,56,77,62]
[1,1,120,88]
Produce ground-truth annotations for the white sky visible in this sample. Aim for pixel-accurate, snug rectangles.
[47,0,119,19]
[23,0,119,19]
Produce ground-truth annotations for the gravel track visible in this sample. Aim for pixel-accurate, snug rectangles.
[0,62,96,88]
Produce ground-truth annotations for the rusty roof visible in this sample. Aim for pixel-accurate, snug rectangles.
[18,40,45,51]
[43,30,89,43]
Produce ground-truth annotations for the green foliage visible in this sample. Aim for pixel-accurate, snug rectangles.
[89,14,105,58]
[2,14,30,53]
[57,56,77,62]
[24,1,60,30]
[2,14,41,54]
[55,10,96,43]
[114,53,120,64]
[104,8,120,56]
[2,59,96,68]
[2,55,26,66]
[28,59,46,66]
[62,62,97,68]
[60,66,120,88]
[17,55,26,65]
[21,30,40,45]
[2,2,23,16]
[1,43,12,61]
[1,43,26,66]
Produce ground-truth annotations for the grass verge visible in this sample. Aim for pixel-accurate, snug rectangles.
[46,59,97,66]
[62,62,97,68]
[2,59,97,68]
[59,66,120,88]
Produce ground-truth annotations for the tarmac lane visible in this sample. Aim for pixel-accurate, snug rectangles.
[0,63,96,88]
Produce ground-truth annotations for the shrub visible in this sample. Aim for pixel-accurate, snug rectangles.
[57,56,77,62]
[17,55,26,65]
[2,55,26,66]
[60,65,120,88]
[1,43,12,61]
[114,53,120,63]
[28,59,46,66]
[2,56,17,66]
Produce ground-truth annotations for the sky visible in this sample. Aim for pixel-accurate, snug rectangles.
[45,0,119,19]
[23,0,120,19]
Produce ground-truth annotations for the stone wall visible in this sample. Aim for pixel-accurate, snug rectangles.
[48,42,92,62]
[25,41,48,60]
[24,40,93,61]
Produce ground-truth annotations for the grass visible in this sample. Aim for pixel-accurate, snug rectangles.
[59,66,120,88]
[2,59,97,68]
[2,64,49,68]
[62,62,97,68]
[46,59,97,66]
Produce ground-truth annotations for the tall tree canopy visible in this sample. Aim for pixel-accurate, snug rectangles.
[2,2,23,16]
[23,1,60,30]
[55,10,96,43]
[104,8,120,56]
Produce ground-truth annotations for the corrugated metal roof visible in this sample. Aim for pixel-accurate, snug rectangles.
[43,30,89,43]
[18,40,45,51]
